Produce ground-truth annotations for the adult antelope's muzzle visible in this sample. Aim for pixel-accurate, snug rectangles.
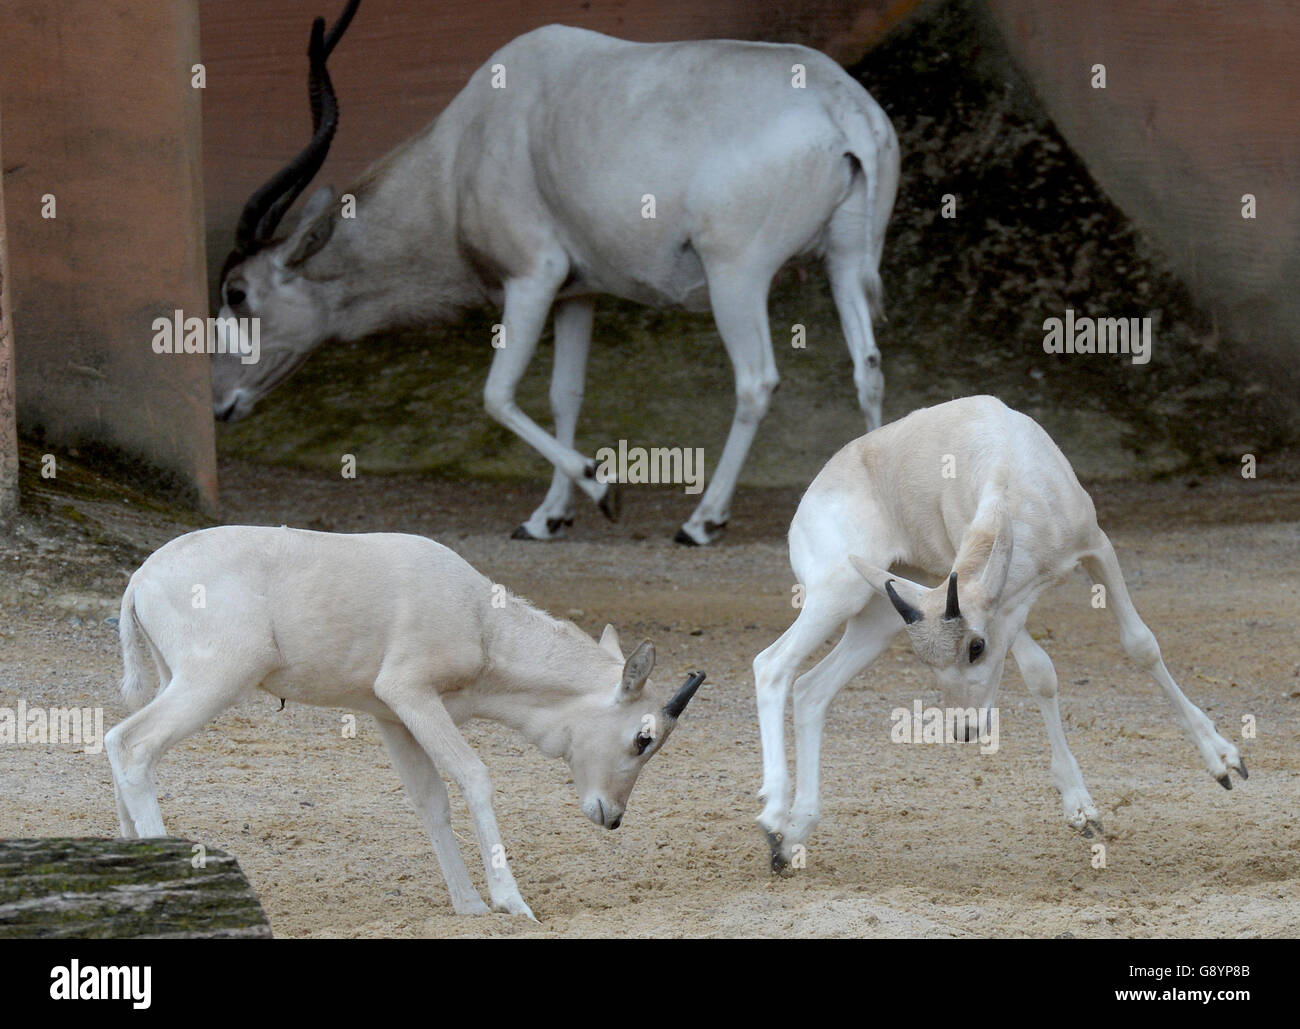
[664,671,706,719]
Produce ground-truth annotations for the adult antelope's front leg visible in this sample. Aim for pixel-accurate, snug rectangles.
[677,262,778,545]
[1011,630,1102,835]
[514,296,598,540]
[1082,537,1247,787]
[375,673,536,919]
[484,262,612,529]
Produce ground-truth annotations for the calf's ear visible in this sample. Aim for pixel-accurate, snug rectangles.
[956,501,1014,605]
[617,640,655,701]
[849,556,928,624]
[598,623,623,661]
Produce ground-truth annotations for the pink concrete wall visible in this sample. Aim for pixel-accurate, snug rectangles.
[0,106,17,522]
[0,0,217,509]
[986,0,1300,402]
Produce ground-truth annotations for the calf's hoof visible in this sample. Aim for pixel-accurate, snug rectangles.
[492,896,538,922]
[764,829,796,877]
[597,483,621,522]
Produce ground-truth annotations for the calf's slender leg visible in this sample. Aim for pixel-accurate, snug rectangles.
[1081,535,1246,786]
[754,564,873,868]
[105,669,247,837]
[374,671,536,920]
[781,599,900,867]
[376,717,491,916]
[1011,630,1102,835]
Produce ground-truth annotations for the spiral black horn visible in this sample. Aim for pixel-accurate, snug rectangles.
[664,671,706,719]
[224,0,361,277]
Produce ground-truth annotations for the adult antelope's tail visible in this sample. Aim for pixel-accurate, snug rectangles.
[835,94,899,322]
[118,583,158,713]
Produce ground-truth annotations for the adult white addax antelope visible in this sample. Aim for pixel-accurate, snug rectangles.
[106,526,706,919]
[211,0,899,545]
[753,395,1246,872]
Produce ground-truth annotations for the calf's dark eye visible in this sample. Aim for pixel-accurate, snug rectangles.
[969,638,985,662]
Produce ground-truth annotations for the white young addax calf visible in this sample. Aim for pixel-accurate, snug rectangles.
[106,526,705,919]
[754,395,1246,871]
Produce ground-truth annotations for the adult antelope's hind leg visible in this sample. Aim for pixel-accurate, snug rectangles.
[376,717,490,916]
[514,296,599,540]
[1082,535,1246,787]
[781,598,899,870]
[1011,630,1102,835]
[375,672,536,919]
[678,261,779,545]
[105,670,244,838]
[827,230,884,431]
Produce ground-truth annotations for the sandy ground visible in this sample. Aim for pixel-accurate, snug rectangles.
[1,463,1298,938]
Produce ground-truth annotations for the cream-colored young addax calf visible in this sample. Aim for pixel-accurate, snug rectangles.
[107,526,705,919]
[754,395,1246,871]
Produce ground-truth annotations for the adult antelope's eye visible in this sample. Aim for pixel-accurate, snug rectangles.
[969,638,985,663]
[635,731,654,755]
[225,286,246,308]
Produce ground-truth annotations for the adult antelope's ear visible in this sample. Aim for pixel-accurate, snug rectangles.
[282,187,338,267]
[617,640,655,702]
[848,556,927,625]
[598,623,623,661]
[956,498,1014,605]
[300,184,336,223]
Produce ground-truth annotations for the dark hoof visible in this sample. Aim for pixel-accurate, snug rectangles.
[511,524,537,540]
[675,520,727,546]
[597,483,621,522]
[764,830,792,876]
[1216,773,1232,791]
[1237,757,1248,780]
[1082,818,1104,839]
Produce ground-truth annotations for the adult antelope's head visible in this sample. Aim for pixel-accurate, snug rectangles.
[212,0,361,422]
[566,626,706,830]
[850,496,1016,720]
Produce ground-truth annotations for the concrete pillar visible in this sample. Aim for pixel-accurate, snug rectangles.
[0,104,16,525]
[0,0,217,511]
